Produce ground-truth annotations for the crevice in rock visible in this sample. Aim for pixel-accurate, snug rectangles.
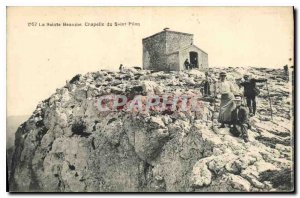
[91,137,96,150]
[69,164,76,170]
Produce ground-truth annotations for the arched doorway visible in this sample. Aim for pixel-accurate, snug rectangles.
[189,51,199,68]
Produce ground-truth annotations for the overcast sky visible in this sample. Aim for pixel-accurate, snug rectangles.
[7,7,293,116]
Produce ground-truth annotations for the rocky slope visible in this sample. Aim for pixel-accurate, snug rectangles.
[7,115,30,179]
[9,67,294,192]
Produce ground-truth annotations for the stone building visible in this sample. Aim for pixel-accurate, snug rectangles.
[142,28,208,71]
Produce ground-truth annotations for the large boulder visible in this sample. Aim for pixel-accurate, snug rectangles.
[9,68,293,192]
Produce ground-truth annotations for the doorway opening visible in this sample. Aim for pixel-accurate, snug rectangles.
[189,51,199,68]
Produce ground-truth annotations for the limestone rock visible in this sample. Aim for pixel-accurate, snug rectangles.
[191,161,212,187]
[8,67,293,192]
[227,173,251,192]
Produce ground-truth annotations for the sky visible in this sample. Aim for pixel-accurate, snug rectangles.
[7,7,294,116]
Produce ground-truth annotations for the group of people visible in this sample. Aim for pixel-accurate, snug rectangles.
[184,58,197,70]
[118,62,267,142]
[201,71,267,142]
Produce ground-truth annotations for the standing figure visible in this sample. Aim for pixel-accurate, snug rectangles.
[283,65,289,82]
[230,96,249,142]
[216,72,237,128]
[239,75,267,116]
[284,65,289,75]
[200,72,212,96]
[184,59,190,70]
[119,64,124,72]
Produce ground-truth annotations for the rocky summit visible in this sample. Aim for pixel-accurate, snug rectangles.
[9,67,294,192]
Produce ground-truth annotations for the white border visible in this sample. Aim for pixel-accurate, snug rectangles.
[1,1,298,197]
[2,0,298,6]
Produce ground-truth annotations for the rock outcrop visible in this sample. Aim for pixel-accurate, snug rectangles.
[9,67,294,192]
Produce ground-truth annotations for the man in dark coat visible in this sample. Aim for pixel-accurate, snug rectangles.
[283,65,289,82]
[239,75,267,116]
[184,59,190,70]
[230,96,249,142]
[119,64,124,72]
[200,72,212,96]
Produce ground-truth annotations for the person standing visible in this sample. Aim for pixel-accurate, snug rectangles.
[284,65,289,75]
[216,72,237,128]
[200,72,212,96]
[119,64,124,72]
[230,96,249,142]
[283,65,289,82]
[184,59,190,70]
[239,75,267,116]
